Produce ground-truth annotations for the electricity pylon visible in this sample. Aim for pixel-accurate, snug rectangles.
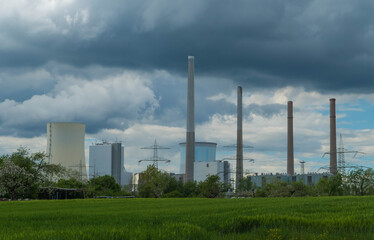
[138,139,171,169]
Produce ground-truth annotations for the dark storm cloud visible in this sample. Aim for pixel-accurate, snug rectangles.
[2,0,374,91]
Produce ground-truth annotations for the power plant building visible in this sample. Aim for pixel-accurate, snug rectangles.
[179,142,217,174]
[46,122,87,180]
[194,160,230,184]
[89,142,132,186]
[250,173,332,188]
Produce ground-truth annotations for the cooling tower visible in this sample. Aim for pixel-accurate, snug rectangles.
[330,99,337,174]
[46,122,87,180]
[185,56,195,182]
[287,101,294,175]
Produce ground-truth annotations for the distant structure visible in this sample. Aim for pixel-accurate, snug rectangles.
[337,134,346,175]
[300,161,305,175]
[179,142,217,173]
[332,134,365,175]
[236,86,243,190]
[330,98,337,174]
[251,172,331,188]
[287,101,294,175]
[138,139,171,169]
[194,161,230,185]
[180,141,230,184]
[89,142,132,186]
[46,122,87,180]
[185,56,195,182]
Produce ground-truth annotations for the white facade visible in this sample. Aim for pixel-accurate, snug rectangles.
[89,142,132,186]
[46,122,87,180]
[179,142,217,174]
[194,161,229,183]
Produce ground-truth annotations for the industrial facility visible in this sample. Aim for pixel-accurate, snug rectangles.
[46,122,87,180]
[43,56,362,192]
[178,56,342,191]
[179,142,230,184]
[88,142,132,186]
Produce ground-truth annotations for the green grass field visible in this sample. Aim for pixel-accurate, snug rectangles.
[0,196,373,239]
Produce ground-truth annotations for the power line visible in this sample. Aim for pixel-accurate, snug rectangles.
[322,133,365,175]
[138,139,171,169]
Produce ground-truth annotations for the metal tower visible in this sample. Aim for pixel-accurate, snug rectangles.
[337,134,346,175]
[68,159,87,182]
[223,144,254,191]
[323,133,365,175]
[300,161,305,175]
[138,139,171,169]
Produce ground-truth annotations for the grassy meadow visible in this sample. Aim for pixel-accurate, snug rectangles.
[0,196,373,239]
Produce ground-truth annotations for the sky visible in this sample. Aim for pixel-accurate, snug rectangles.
[1,0,374,176]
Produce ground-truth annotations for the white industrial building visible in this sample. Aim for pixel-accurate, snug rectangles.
[179,142,217,174]
[179,142,230,184]
[194,160,230,184]
[46,122,87,180]
[89,142,132,186]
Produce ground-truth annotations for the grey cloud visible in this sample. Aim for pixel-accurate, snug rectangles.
[246,103,286,118]
[1,1,374,92]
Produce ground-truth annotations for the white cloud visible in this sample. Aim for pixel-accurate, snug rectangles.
[0,70,158,128]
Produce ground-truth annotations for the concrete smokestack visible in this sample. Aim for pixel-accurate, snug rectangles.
[330,98,337,174]
[185,56,195,182]
[236,86,243,190]
[287,101,294,175]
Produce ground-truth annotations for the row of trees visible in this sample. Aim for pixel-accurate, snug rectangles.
[238,169,374,198]
[137,165,230,198]
[1,148,373,199]
[0,148,130,200]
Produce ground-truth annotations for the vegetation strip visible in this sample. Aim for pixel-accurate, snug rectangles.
[0,197,373,239]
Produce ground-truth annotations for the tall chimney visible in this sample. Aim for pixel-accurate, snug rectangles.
[330,98,337,174]
[236,86,243,190]
[185,56,195,182]
[287,101,294,175]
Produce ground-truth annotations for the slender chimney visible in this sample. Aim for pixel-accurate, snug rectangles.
[330,98,337,174]
[287,101,294,175]
[236,86,243,190]
[185,56,195,182]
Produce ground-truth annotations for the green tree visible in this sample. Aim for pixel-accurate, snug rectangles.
[56,178,85,189]
[89,175,121,196]
[316,177,330,196]
[291,181,317,197]
[182,180,199,197]
[0,148,64,199]
[198,175,228,198]
[137,165,170,198]
[316,174,344,196]
[164,176,184,195]
[346,168,374,196]
[237,176,252,192]
[262,180,292,197]
[328,173,344,196]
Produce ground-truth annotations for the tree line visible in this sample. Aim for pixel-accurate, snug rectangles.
[0,148,373,199]
[0,148,130,200]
